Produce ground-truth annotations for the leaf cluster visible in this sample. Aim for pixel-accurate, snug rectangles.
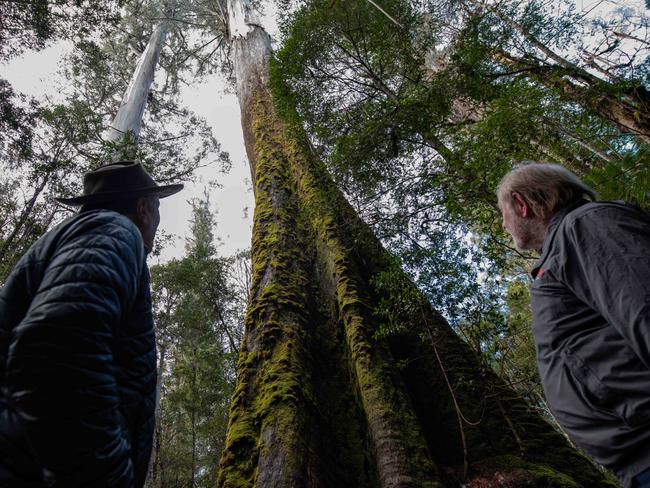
[149,198,247,488]
[0,0,124,61]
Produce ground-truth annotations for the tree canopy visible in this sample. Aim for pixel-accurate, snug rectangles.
[270,0,649,404]
[0,0,123,60]
[2,0,648,485]
[0,0,231,279]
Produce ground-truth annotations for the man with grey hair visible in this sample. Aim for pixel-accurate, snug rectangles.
[497,162,650,488]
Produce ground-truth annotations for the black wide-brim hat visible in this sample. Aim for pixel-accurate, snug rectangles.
[55,161,184,206]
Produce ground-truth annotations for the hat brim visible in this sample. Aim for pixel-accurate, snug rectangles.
[54,183,184,207]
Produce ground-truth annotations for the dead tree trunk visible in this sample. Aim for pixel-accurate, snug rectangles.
[217,1,619,486]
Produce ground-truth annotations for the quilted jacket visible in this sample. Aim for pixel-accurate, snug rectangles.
[0,210,157,487]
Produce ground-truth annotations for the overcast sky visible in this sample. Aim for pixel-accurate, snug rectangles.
[0,0,640,262]
[1,40,255,263]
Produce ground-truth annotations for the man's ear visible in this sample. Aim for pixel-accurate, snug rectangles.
[511,192,530,218]
[135,197,150,223]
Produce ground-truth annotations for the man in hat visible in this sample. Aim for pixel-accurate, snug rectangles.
[497,162,650,488]
[0,161,183,487]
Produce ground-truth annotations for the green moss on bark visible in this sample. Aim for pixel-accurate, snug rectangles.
[217,86,314,487]
[220,86,388,487]
[219,61,618,487]
[264,89,443,486]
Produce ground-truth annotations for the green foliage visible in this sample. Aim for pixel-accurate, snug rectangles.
[584,147,650,205]
[0,0,230,279]
[271,0,649,434]
[0,79,36,161]
[149,198,246,488]
[0,81,88,281]
[273,0,646,230]
[502,281,540,394]
[0,0,124,61]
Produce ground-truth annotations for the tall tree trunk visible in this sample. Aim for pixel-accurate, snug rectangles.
[146,341,168,488]
[190,356,197,488]
[217,1,619,486]
[106,16,170,158]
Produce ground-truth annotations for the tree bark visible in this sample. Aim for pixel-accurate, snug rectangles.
[106,17,169,157]
[217,1,620,486]
[145,341,168,488]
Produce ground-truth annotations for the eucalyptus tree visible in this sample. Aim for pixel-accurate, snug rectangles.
[72,0,225,167]
[207,0,617,486]
[0,0,228,278]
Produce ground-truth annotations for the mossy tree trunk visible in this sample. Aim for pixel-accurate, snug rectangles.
[217,1,619,486]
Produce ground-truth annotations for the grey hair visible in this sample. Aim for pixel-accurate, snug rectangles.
[497,161,597,219]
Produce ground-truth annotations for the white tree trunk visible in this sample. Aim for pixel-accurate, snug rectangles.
[227,0,271,183]
[106,21,169,154]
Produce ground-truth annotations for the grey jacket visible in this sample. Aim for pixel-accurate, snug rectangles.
[531,199,650,488]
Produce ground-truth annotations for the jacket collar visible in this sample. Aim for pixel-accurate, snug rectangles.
[531,198,590,279]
